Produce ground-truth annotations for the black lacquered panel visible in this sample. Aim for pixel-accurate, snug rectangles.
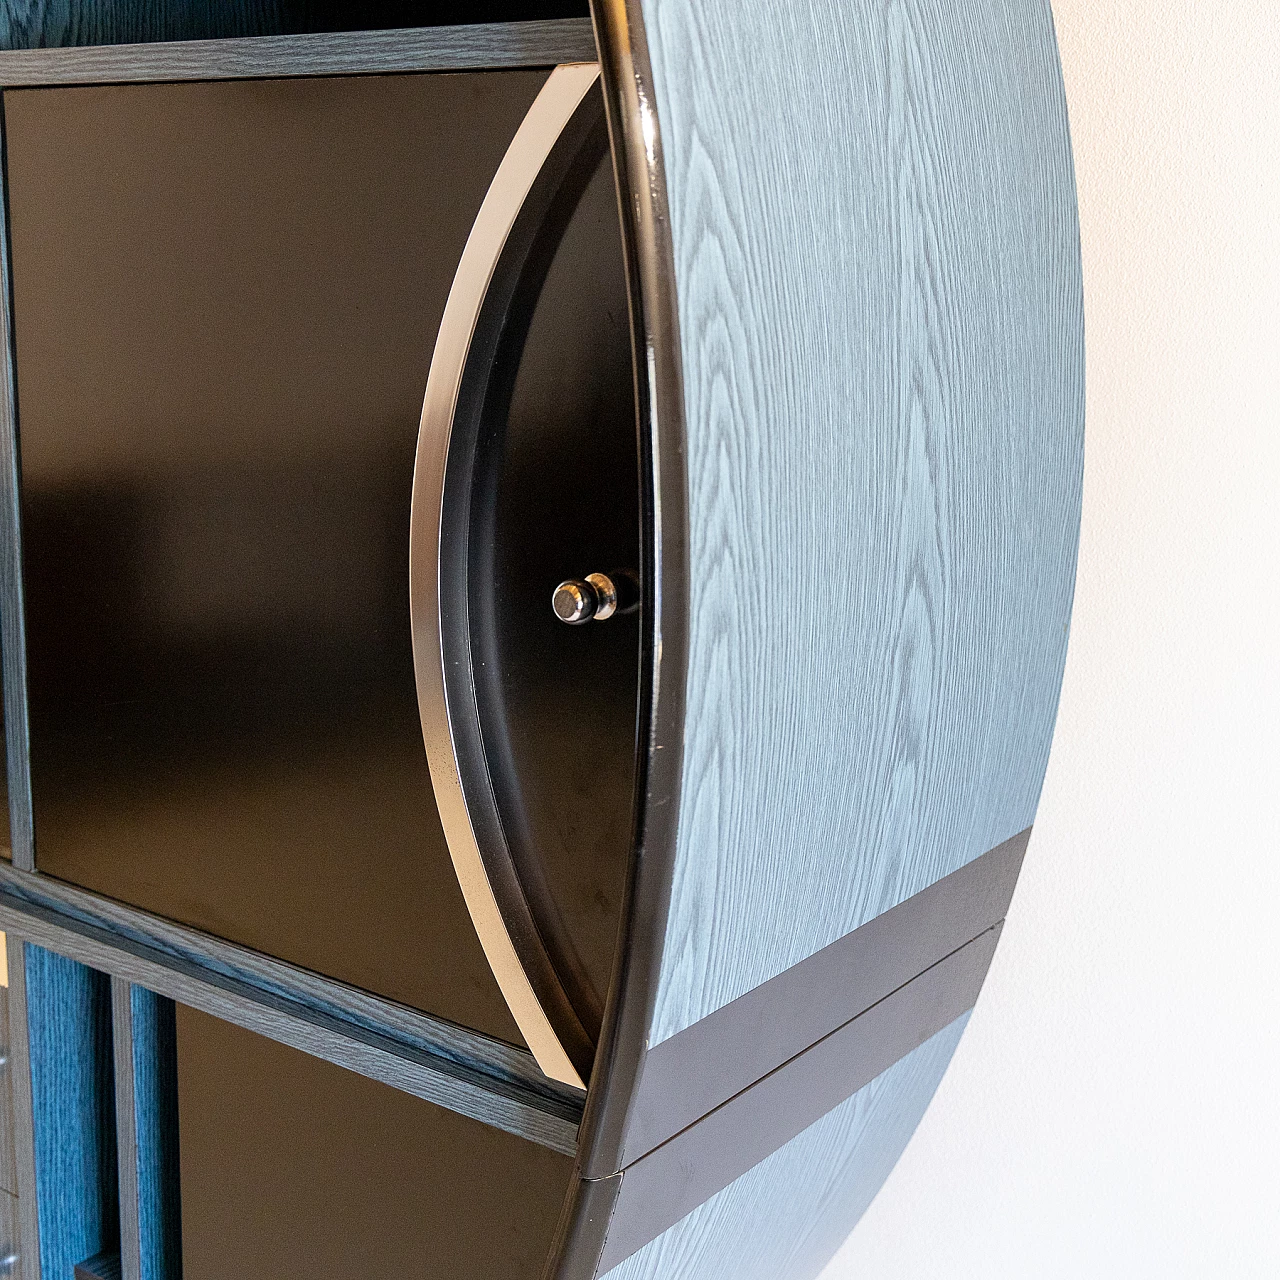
[471,146,639,1024]
[175,1004,572,1279]
[6,71,548,1040]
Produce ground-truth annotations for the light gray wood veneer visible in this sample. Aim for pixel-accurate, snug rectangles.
[640,0,1084,1048]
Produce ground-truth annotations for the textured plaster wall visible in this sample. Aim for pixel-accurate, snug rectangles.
[822,1,1280,1275]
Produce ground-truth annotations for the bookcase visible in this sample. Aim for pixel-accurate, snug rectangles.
[0,3,1084,1277]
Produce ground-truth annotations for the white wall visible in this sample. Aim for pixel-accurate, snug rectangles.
[823,2,1280,1276]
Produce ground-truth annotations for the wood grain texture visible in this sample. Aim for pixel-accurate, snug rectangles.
[0,1189,16,1278]
[620,829,1023,1167]
[0,114,31,871]
[0,873,582,1153]
[0,17,596,85]
[111,982,179,1280]
[598,930,997,1273]
[0,2,590,51]
[602,1014,969,1280]
[125,990,178,1280]
[1,655,9,859]
[0,0,284,49]
[0,986,14,1197]
[641,0,1084,1046]
[23,943,118,1280]
[5,937,38,1280]
[109,982,139,1280]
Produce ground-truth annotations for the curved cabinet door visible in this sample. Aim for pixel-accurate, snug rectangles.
[542,0,1085,1276]
[412,65,641,1089]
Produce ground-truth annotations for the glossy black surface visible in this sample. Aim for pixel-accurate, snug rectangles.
[7,71,549,1041]
[175,1003,572,1279]
[471,145,639,1025]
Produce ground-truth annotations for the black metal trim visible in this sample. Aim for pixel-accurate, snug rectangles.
[0,20,597,88]
[541,1172,619,1280]
[569,0,692,1187]
[595,926,1002,1275]
[617,828,1030,1166]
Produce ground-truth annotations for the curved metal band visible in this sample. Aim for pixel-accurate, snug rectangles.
[567,0,692,1176]
[410,63,603,1090]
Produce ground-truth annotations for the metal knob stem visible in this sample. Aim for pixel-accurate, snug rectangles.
[552,570,639,624]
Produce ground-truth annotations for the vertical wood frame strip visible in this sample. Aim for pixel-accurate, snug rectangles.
[0,984,15,1196]
[0,94,31,870]
[109,984,138,1280]
[6,936,36,1280]
[22,945,118,1280]
[0,1189,15,1279]
[112,983,179,1280]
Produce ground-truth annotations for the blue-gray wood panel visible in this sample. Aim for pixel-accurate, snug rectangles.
[0,985,14,1196]
[0,2,590,50]
[602,1014,969,1280]
[0,0,281,47]
[641,0,1084,1047]
[128,988,179,1280]
[23,944,118,1280]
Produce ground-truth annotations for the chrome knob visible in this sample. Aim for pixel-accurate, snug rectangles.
[552,570,638,624]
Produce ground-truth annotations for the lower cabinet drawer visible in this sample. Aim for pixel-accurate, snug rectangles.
[175,1004,574,1279]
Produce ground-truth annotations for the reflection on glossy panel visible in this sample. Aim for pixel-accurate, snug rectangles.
[476,145,640,1021]
[175,1004,573,1280]
[7,71,548,1040]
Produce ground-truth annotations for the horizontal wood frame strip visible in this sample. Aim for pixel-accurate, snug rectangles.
[0,19,597,87]
[0,866,583,1154]
[610,828,1028,1171]
[595,926,1002,1275]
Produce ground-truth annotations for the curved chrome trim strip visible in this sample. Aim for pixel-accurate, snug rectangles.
[410,62,602,1091]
